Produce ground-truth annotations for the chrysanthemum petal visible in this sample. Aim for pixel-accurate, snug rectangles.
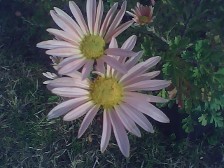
[78,105,100,138]
[81,60,94,80]
[51,87,89,97]
[63,101,94,121]
[86,0,96,33]
[47,77,89,90]
[147,95,168,103]
[96,59,105,74]
[124,97,170,123]
[126,11,135,17]
[120,103,154,133]
[109,37,118,48]
[115,105,141,137]
[36,40,74,49]
[46,48,80,57]
[121,35,137,51]
[94,0,103,34]
[105,48,137,58]
[125,51,143,69]
[48,96,89,119]
[101,109,112,153]
[53,7,84,37]
[47,28,79,45]
[120,56,161,83]
[122,71,160,85]
[103,56,127,74]
[50,10,79,39]
[108,109,130,157]
[105,20,134,42]
[58,57,79,67]
[99,2,118,37]
[124,80,171,91]
[69,1,89,34]
[58,58,86,74]
[105,1,127,39]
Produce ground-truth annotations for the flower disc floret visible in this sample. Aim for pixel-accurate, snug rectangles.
[80,35,106,60]
[139,16,150,25]
[89,77,123,109]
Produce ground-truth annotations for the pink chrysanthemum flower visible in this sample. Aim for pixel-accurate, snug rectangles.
[46,36,170,157]
[37,0,135,79]
[127,2,154,25]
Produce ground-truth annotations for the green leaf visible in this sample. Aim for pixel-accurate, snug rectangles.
[215,68,224,76]
[198,114,208,126]
[182,116,194,133]
[210,112,224,127]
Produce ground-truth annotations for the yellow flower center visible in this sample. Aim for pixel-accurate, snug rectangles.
[139,16,150,24]
[80,35,105,60]
[89,77,123,109]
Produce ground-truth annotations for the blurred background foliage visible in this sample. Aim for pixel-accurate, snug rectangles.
[0,0,224,167]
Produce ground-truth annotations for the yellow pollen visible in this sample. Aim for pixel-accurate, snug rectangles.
[80,35,105,60]
[139,16,150,24]
[89,77,123,109]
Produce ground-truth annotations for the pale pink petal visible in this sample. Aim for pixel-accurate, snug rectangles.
[125,51,143,69]
[108,109,130,157]
[121,35,137,51]
[50,10,80,39]
[46,48,80,57]
[48,96,89,119]
[114,106,141,137]
[112,51,142,79]
[122,71,160,85]
[104,1,127,39]
[58,58,86,75]
[51,87,89,97]
[66,71,82,78]
[58,57,80,68]
[47,28,79,45]
[78,105,100,138]
[69,1,89,34]
[124,97,170,123]
[120,56,161,83]
[94,0,103,34]
[124,80,171,91]
[53,7,84,37]
[147,95,168,103]
[47,77,89,89]
[95,59,105,74]
[63,101,94,121]
[105,48,137,58]
[81,60,94,80]
[105,20,134,42]
[126,11,135,17]
[103,56,127,74]
[124,92,148,100]
[120,103,154,133]
[99,2,118,37]
[109,37,118,48]
[43,72,57,80]
[86,0,96,34]
[101,109,112,153]
[36,40,74,49]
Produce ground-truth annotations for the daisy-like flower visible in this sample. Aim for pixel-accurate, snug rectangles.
[46,36,171,157]
[37,0,135,79]
[127,2,154,25]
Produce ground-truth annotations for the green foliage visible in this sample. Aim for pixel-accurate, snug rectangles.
[141,0,224,133]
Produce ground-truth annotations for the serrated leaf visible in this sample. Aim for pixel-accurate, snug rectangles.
[198,114,208,126]
[210,112,224,127]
